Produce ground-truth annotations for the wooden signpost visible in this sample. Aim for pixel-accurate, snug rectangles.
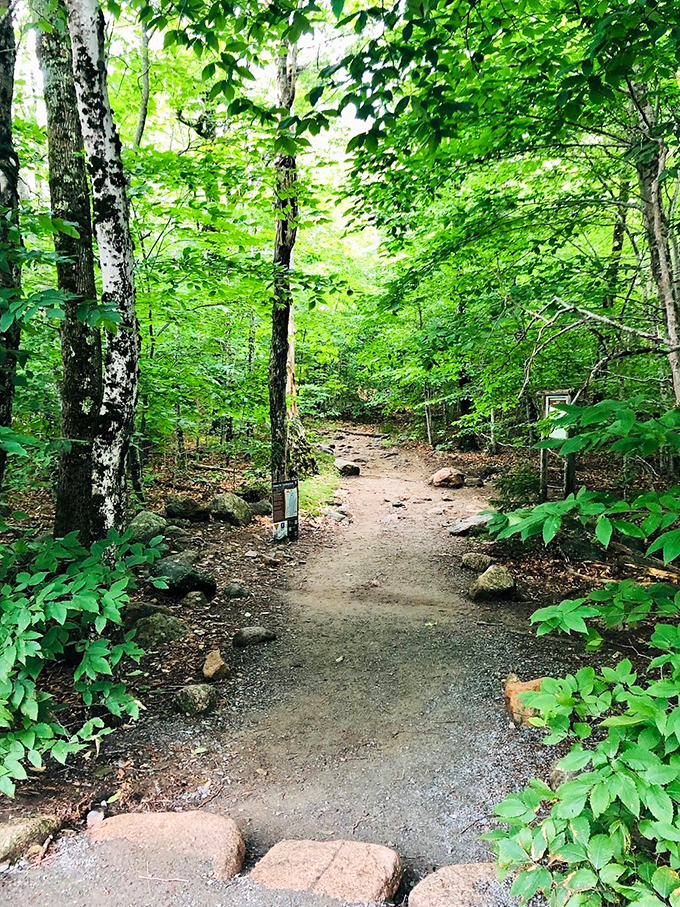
[539,391,576,502]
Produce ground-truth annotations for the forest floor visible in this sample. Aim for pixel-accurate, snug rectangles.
[0,428,617,906]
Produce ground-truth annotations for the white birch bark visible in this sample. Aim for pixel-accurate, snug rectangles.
[65,0,140,533]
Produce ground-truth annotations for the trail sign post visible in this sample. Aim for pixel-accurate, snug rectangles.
[272,479,299,541]
[539,391,576,501]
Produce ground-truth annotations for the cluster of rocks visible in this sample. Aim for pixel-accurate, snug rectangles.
[172,627,278,717]
[0,810,502,906]
[428,468,484,489]
[460,550,516,602]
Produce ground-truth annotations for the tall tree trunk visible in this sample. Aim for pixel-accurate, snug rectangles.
[269,42,298,485]
[33,0,103,544]
[133,23,150,149]
[269,41,315,483]
[65,0,140,534]
[632,87,680,403]
[603,179,629,309]
[0,3,21,492]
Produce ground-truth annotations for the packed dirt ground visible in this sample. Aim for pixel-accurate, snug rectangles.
[0,428,618,905]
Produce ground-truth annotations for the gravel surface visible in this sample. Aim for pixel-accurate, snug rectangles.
[0,430,585,905]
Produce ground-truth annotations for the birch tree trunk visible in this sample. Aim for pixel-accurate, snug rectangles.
[632,86,680,404]
[0,2,22,492]
[269,41,315,484]
[33,0,103,544]
[65,0,140,534]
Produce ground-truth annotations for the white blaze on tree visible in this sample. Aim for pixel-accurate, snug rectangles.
[65,0,140,533]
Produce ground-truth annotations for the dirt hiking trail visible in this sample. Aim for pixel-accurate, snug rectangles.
[1,429,583,906]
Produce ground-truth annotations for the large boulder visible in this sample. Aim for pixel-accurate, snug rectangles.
[233,626,277,648]
[210,493,252,527]
[249,839,402,903]
[134,612,187,648]
[90,811,244,881]
[128,511,167,544]
[151,557,217,599]
[504,674,544,727]
[173,684,219,716]
[428,468,465,488]
[165,495,209,522]
[409,863,497,907]
[469,564,516,600]
[0,815,62,863]
[335,459,361,476]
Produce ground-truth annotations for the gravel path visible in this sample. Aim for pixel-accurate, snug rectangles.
[1,431,581,905]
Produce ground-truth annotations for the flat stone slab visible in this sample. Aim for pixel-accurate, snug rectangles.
[409,863,497,906]
[250,839,402,903]
[90,811,245,880]
[448,514,491,536]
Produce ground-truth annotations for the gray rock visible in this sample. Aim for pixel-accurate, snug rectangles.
[134,612,188,647]
[469,564,516,600]
[173,684,219,716]
[123,601,171,628]
[128,511,167,544]
[0,815,62,862]
[151,558,217,598]
[233,626,277,648]
[164,524,192,548]
[448,513,492,536]
[464,476,485,487]
[224,583,247,599]
[165,495,209,522]
[461,552,494,572]
[171,548,200,566]
[180,590,208,608]
[210,493,252,527]
[335,459,361,476]
[250,499,273,517]
[321,508,348,522]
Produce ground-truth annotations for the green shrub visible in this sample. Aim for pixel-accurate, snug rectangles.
[484,401,680,906]
[491,462,542,511]
[0,528,164,796]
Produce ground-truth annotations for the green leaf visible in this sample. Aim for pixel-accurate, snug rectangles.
[595,516,613,547]
[586,834,613,870]
[653,865,680,898]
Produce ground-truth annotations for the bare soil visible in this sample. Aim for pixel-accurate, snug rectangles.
[0,429,598,906]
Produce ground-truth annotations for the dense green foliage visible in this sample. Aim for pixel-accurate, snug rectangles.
[2,7,680,902]
[486,404,680,906]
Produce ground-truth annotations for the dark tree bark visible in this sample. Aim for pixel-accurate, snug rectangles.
[0,2,22,492]
[33,0,103,544]
[65,0,140,535]
[603,180,629,309]
[269,41,316,484]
